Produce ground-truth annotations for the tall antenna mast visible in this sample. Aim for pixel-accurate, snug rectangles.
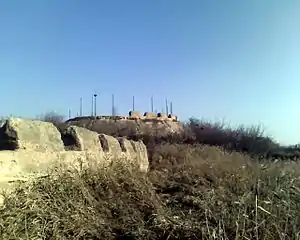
[93,93,97,117]
[132,95,135,111]
[91,95,94,116]
[112,94,115,116]
[68,109,71,119]
[165,98,168,115]
[170,101,173,115]
[80,97,83,116]
[151,96,154,112]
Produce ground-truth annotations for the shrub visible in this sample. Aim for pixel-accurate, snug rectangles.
[187,118,280,158]
[38,111,65,125]
[38,111,68,131]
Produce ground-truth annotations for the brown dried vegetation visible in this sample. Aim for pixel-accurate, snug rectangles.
[0,113,299,239]
[0,143,300,239]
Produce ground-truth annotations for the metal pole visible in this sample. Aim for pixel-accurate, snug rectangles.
[80,97,83,116]
[68,109,71,119]
[165,98,168,115]
[94,93,97,117]
[151,96,154,112]
[112,94,115,116]
[170,101,173,115]
[132,96,135,111]
[91,95,94,116]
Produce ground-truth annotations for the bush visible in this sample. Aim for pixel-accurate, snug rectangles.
[187,118,280,158]
[38,111,65,126]
[38,111,68,131]
[35,112,295,160]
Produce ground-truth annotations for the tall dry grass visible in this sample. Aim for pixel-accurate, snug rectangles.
[0,144,300,239]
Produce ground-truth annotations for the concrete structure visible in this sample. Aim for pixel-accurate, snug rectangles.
[0,118,149,206]
[168,114,178,121]
[129,111,142,119]
[67,111,179,122]
[157,112,168,120]
[143,112,157,119]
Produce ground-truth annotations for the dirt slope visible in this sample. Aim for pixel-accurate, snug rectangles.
[66,116,186,137]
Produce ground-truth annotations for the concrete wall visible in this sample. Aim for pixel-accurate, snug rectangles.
[0,118,149,205]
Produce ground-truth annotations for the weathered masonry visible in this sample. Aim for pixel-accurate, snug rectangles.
[0,118,149,205]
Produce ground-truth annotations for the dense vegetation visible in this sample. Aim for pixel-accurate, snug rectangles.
[0,112,299,239]
[40,111,300,161]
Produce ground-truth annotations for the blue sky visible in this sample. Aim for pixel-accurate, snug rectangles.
[0,0,299,145]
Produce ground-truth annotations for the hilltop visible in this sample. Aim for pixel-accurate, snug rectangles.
[65,111,187,138]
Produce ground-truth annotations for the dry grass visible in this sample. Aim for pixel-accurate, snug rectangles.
[1,144,300,239]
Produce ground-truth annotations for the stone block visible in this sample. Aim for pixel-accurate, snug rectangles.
[62,125,100,151]
[98,134,122,153]
[143,112,156,119]
[0,118,64,152]
[129,111,141,119]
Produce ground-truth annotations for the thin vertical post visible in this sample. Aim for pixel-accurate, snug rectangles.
[94,93,97,117]
[170,101,173,115]
[112,94,115,116]
[132,96,135,111]
[91,95,94,116]
[80,97,83,116]
[68,109,71,119]
[165,98,168,115]
[151,96,154,112]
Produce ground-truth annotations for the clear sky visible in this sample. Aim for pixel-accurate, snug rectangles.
[0,0,299,145]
